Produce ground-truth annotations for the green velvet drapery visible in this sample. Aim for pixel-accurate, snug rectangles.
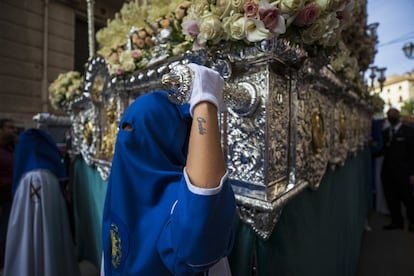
[72,156,107,266]
[72,148,371,275]
[229,148,372,276]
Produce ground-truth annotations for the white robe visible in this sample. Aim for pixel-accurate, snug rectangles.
[3,169,80,276]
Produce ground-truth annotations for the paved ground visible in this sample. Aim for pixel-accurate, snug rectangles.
[356,211,414,276]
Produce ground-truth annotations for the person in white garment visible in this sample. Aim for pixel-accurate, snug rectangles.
[3,128,81,276]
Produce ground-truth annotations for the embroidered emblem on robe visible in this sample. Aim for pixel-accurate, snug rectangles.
[110,223,122,269]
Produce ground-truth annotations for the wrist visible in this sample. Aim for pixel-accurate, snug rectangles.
[192,101,218,115]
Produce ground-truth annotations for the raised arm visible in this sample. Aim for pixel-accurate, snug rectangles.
[184,63,226,189]
[186,102,226,188]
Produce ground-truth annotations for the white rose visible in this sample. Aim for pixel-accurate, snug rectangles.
[190,0,209,16]
[119,50,134,64]
[245,18,272,42]
[231,0,246,13]
[279,0,306,13]
[211,0,232,19]
[222,13,246,40]
[122,60,136,72]
[198,13,223,44]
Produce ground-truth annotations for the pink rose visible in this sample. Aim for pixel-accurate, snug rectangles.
[116,68,124,75]
[244,1,259,18]
[294,3,319,27]
[131,50,141,59]
[182,20,200,37]
[258,2,286,35]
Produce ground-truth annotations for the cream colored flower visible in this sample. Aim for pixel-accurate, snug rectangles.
[211,0,232,19]
[231,0,247,13]
[197,13,224,45]
[172,41,192,56]
[222,13,247,40]
[122,60,136,72]
[279,0,305,14]
[245,18,272,42]
[119,50,134,64]
[189,0,209,17]
[48,70,83,110]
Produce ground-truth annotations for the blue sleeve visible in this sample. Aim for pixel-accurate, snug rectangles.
[157,177,236,274]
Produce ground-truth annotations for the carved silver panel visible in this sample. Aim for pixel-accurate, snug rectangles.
[65,41,375,240]
[329,98,349,167]
[296,80,331,190]
[224,64,291,239]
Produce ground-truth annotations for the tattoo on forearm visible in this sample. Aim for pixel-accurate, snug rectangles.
[197,117,207,135]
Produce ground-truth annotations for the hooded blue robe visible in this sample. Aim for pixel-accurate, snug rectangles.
[4,128,80,276]
[101,91,235,275]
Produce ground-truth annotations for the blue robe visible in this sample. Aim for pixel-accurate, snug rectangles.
[101,91,235,275]
[4,128,80,276]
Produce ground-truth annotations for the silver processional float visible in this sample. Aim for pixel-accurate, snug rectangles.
[50,0,384,240]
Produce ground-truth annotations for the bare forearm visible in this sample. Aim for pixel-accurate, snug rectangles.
[186,102,226,188]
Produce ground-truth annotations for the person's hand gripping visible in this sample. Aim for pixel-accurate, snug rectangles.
[187,63,226,117]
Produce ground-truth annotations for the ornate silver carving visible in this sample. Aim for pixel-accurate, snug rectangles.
[66,41,374,239]
[329,99,349,167]
[161,63,260,116]
[161,64,193,104]
[296,80,331,190]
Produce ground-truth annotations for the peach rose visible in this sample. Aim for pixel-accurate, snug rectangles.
[243,1,259,18]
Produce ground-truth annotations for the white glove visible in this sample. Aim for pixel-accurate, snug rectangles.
[187,63,225,117]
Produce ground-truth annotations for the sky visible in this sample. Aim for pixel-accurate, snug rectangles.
[366,0,414,77]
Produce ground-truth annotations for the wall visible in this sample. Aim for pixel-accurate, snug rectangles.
[0,0,122,129]
[0,0,75,127]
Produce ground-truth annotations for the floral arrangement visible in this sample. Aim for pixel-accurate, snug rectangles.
[106,49,150,75]
[48,71,83,110]
[94,0,376,94]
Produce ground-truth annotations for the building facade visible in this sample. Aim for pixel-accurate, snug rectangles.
[374,73,414,114]
[0,0,120,129]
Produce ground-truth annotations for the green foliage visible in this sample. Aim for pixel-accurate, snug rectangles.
[400,100,414,115]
